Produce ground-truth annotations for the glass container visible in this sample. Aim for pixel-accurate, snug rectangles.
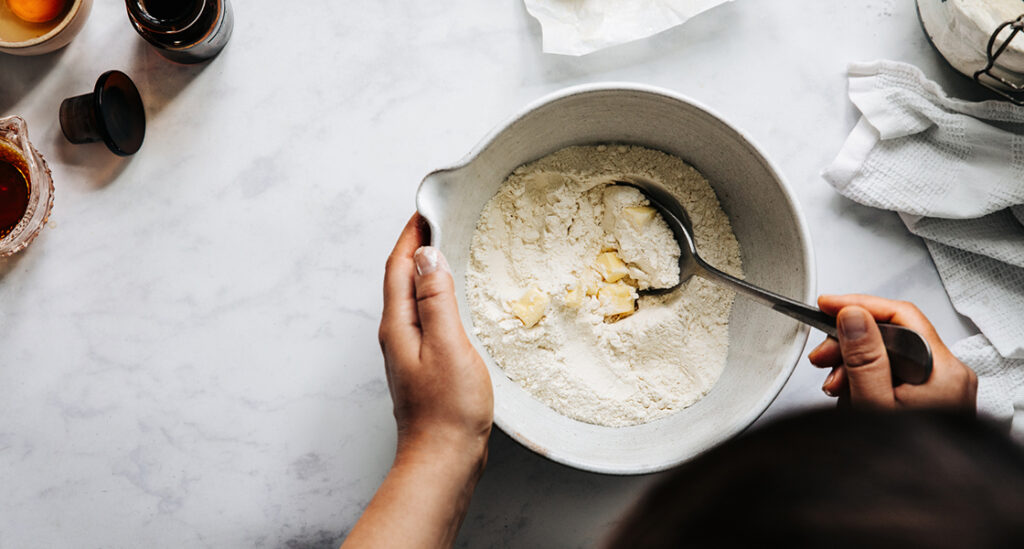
[0,116,53,257]
[125,0,233,64]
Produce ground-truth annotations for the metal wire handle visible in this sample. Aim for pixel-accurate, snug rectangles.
[973,14,1024,105]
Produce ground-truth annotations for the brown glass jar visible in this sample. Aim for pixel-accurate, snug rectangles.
[125,0,233,64]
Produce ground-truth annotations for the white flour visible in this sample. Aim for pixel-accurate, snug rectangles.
[466,145,743,427]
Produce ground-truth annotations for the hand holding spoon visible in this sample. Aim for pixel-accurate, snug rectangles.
[614,178,933,385]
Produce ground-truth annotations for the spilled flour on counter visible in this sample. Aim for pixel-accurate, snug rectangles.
[466,145,743,427]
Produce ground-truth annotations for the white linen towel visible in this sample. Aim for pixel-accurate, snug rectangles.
[954,335,1024,442]
[823,61,1024,360]
[823,61,1024,434]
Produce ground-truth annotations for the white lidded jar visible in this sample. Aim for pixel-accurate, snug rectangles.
[917,0,1024,100]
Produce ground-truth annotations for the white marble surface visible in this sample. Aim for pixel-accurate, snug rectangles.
[0,0,987,547]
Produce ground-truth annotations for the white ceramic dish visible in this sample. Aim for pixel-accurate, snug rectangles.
[0,0,92,56]
[417,83,814,475]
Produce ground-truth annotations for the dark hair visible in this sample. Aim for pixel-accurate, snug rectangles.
[606,409,1024,549]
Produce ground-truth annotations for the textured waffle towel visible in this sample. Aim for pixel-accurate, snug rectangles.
[953,334,1024,440]
[823,61,1024,435]
[823,61,1024,360]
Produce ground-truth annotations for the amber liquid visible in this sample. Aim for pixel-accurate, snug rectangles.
[141,0,199,20]
[0,142,30,240]
[130,0,232,63]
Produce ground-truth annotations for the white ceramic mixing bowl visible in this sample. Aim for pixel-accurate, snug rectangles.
[417,83,814,474]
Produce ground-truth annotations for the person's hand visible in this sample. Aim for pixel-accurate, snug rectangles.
[379,214,493,462]
[808,294,977,411]
[343,215,493,549]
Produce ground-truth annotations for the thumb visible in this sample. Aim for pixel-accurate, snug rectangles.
[412,247,466,343]
[837,306,895,408]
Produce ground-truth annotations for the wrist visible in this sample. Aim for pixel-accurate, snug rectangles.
[395,423,490,480]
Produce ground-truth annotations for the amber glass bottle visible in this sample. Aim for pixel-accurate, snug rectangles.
[125,0,233,64]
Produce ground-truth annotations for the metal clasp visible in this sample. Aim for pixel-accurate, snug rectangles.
[973,15,1024,105]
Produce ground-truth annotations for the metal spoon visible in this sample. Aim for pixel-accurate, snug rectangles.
[614,178,933,385]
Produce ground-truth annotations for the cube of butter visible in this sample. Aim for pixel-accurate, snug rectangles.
[595,251,629,283]
[598,282,636,317]
[623,206,657,229]
[510,287,550,328]
[564,284,585,308]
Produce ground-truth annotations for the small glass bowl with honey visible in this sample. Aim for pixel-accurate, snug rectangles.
[0,116,53,257]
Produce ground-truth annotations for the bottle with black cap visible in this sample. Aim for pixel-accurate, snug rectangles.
[125,0,233,64]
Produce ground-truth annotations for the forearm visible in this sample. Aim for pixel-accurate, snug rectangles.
[342,432,488,549]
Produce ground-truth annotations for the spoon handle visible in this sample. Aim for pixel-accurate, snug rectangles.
[696,262,933,385]
[696,263,836,334]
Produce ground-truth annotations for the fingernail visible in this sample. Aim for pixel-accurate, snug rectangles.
[414,246,449,276]
[838,309,868,340]
[822,370,836,396]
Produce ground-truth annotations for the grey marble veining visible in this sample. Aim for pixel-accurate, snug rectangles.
[0,0,982,547]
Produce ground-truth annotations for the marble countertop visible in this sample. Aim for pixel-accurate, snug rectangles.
[0,0,986,547]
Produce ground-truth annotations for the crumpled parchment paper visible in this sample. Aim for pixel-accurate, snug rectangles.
[524,0,732,56]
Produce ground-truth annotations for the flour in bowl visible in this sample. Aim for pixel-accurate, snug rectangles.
[466,145,743,427]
